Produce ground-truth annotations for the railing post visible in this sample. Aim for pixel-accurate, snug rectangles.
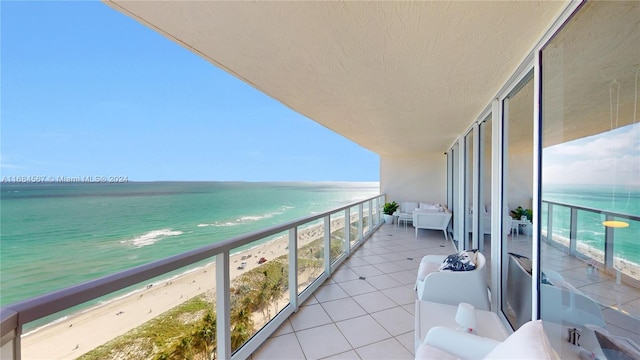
[358,203,364,241]
[363,200,373,233]
[324,215,331,275]
[604,215,615,269]
[547,203,554,244]
[289,227,298,312]
[216,252,231,360]
[373,198,378,226]
[569,207,578,256]
[0,308,20,360]
[344,208,351,257]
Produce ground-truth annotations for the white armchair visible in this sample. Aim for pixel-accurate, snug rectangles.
[415,252,490,311]
[413,209,452,241]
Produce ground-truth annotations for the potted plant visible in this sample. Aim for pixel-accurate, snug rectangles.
[510,206,532,222]
[383,201,399,224]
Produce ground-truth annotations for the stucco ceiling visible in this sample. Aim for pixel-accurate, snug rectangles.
[105,1,569,156]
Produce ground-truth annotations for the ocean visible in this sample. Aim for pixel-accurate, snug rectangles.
[0,181,379,307]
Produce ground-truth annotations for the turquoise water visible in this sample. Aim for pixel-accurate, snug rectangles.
[0,181,379,306]
[542,184,640,265]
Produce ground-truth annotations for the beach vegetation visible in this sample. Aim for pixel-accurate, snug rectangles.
[79,296,216,360]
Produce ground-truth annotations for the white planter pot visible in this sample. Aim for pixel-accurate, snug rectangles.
[383,214,394,224]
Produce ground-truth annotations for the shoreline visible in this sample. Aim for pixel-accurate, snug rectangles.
[21,216,353,359]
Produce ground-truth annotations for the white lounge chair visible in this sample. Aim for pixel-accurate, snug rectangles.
[415,252,490,311]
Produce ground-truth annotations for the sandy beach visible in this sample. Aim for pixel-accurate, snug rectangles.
[21,216,354,359]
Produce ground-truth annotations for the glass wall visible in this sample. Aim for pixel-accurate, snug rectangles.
[451,141,460,249]
[540,1,640,356]
[478,115,492,275]
[464,130,475,250]
[501,73,534,330]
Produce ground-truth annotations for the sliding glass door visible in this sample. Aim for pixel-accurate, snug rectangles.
[501,73,534,330]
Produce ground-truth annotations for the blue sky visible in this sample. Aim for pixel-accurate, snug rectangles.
[1,1,379,182]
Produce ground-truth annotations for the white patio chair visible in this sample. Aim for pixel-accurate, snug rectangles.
[415,251,490,311]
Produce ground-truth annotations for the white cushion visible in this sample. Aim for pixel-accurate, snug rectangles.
[414,208,439,213]
[483,320,556,359]
[420,202,439,210]
[401,201,418,213]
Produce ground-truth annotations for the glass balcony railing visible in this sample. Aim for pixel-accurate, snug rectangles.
[541,200,640,280]
[0,194,385,360]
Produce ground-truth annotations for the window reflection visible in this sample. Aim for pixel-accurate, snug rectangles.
[540,1,639,357]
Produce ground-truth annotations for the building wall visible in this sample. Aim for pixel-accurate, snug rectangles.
[380,152,447,206]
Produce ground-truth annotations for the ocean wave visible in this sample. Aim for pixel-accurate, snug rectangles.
[199,211,285,228]
[121,229,183,248]
[198,221,238,227]
[238,214,275,221]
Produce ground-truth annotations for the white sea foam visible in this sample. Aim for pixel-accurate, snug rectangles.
[121,229,183,248]
[200,211,285,228]
[200,221,239,227]
[238,215,271,221]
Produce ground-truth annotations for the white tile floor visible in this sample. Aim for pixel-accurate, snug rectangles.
[251,223,456,360]
[251,223,640,359]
